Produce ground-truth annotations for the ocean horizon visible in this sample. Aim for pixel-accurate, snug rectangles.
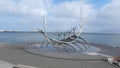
[0,32,120,48]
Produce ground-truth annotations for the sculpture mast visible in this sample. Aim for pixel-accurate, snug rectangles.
[77,0,84,35]
[43,15,46,33]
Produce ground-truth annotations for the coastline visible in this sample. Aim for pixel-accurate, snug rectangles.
[0,43,119,68]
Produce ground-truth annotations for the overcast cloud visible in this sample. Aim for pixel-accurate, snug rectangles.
[0,0,120,33]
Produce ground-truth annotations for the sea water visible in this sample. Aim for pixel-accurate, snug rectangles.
[0,32,120,47]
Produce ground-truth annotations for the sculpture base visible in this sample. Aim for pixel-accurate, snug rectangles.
[24,43,106,60]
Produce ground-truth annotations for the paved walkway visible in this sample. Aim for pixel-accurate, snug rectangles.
[0,43,119,68]
[0,61,13,68]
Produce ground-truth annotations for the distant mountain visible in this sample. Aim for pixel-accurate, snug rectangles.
[0,30,16,32]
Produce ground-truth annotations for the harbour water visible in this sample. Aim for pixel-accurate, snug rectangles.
[0,32,120,47]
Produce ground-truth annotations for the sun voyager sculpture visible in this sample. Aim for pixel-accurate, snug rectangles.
[24,0,94,59]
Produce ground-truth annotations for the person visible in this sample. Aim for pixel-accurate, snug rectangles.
[112,57,120,66]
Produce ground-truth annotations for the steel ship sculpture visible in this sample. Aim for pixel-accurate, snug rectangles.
[24,0,90,56]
